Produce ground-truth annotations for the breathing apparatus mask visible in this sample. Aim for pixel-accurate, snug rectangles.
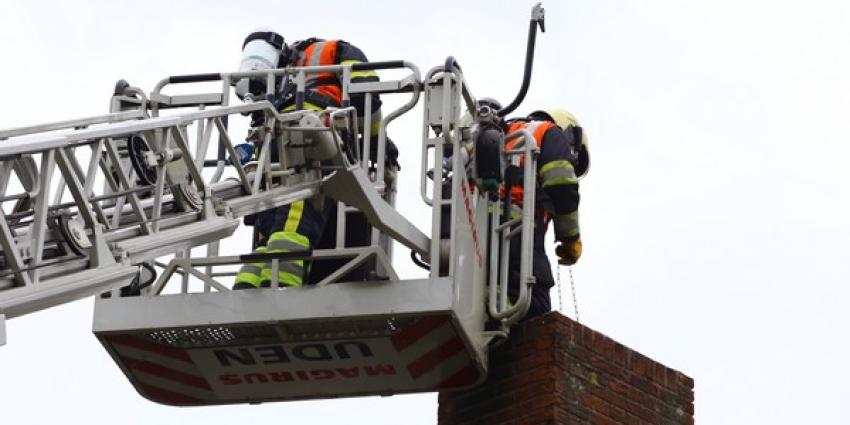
[234,29,286,101]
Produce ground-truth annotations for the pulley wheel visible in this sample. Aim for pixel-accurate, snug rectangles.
[128,134,157,186]
[57,214,91,257]
[174,181,203,211]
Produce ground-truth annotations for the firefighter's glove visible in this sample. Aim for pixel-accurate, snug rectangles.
[555,236,582,266]
[245,126,267,144]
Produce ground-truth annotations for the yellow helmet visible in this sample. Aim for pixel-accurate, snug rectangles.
[528,109,590,179]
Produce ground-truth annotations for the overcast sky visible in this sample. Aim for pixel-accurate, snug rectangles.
[1,0,849,423]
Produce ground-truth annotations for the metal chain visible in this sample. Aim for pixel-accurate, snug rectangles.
[569,266,580,322]
[556,265,564,312]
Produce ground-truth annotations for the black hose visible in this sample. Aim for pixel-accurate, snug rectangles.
[497,18,541,117]
[119,262,157,297]
[410,250,430,270]
[444,56,462,73]
[135,262,157,290]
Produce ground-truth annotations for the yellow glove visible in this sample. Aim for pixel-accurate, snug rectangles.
[555,237,582,265]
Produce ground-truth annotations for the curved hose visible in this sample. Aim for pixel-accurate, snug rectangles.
[497,7,545,117]
[410,250,430,271]
[120,262,158,297]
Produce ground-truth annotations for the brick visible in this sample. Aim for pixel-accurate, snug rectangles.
[676,371,695,389]
[631,354,650,376]
[612,343,628,366]
[582,326,595,349]
[589,411,621,425]
[652,363,668,384]
[438,312,693,425]
[516,409,556,425]
[589,381,630,413]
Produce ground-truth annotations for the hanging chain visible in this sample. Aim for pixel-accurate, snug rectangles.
[556,264,564,312]
[569,266,580,322]
[557,263,580,322]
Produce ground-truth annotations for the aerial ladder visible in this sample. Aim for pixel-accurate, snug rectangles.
[0,4,547,405]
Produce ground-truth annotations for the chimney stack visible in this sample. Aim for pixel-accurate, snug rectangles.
[438,312,694,424]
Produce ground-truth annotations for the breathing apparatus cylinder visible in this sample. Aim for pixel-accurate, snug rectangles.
[235,29,285,100]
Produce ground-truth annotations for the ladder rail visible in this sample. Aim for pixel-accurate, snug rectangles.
[0,61,428,345]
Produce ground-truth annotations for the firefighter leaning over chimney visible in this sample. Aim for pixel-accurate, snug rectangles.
[231,29,389,289]
[503,108,589,318]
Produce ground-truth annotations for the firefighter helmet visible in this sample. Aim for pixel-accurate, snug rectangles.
[460,97,503,127]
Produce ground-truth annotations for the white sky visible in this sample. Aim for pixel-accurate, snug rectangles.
[1,0,849,423]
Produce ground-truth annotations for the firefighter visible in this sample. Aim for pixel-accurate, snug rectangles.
[503,108,588,318]
[232,29,386,289]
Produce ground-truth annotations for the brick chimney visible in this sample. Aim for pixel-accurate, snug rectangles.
[438,312,694,424]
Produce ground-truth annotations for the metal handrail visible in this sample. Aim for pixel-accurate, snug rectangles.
[488,129,538,324]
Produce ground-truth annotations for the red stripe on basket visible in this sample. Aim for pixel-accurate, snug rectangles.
[122,356,212,391]
[106,334,192,363]
[406,337,465,379]
[436,365,481,389]
[139,383,204,405]
[390,315,450,351]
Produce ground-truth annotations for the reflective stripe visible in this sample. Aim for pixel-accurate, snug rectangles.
[505,121,556,153]
[259,268,302,287]
[267,235,309,252]
[341,60,378,79]
[306,41,338,82]
[298,43,313,66]
[239,264,263,276]
[503,120,560,206]
[367,109,383,136]
[261,259,303,276]
[543,175,579,187]
[259,231,309,287]
[289,40,342,107]
[540,160,578,187]
[320,41,336,65]
[554,211,580,239]
[283,201,304,233]
[309,42,326,66]
[282,102,324,112]
[532,121,553,141]
[235,271,262,287]
[540,159,573,175]
[234,247,267,288]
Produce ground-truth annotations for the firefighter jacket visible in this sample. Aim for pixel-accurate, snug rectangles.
[504,119,581,241]
[281,38,382,134]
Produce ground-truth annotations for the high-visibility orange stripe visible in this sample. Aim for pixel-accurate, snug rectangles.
[502,120,558,206]
[315,85,342,104]
[302,43,317,66]
[315,71,336,80]
[320,40,337,64]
